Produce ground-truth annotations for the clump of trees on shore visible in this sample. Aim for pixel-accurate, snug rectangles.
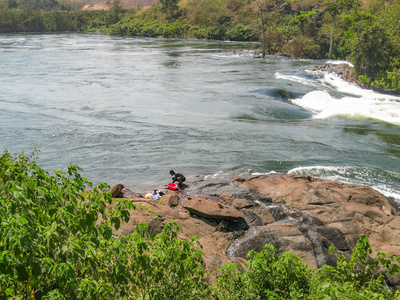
[0,0,399,94]
[1,150,400,299]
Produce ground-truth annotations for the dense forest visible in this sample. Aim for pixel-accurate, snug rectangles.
[0,150,399,299]
[0,0,400,94]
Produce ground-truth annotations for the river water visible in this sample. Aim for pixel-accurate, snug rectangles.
[1,33,399,204]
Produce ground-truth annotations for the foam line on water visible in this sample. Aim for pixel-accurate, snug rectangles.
[325,60,354,67]
[288,165,400,206]
[205,166,400,207]
[275,72,322,89]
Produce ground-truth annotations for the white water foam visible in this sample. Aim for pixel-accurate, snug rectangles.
[277,69,400,125]
[325,60,354,67]
[288,165,400,206]
[204,169,276,180]
[276,72,323,89]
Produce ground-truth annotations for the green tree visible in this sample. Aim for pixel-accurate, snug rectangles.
[351,23,394,79]
[314,235,400,299]
[0,150,135,298]
[106,0,126,24]
[325,0,360,58]
[294,9,320,37]
[215,244,314,299]
[160,0,179,19]
[254,0,273,57]
[0,150,213,299]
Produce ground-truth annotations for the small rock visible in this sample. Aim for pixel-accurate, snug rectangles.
[161,193,180,207]
[109,183,124,198]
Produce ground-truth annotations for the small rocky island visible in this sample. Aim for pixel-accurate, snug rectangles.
[107,173,400,287]
[308,62,371,88]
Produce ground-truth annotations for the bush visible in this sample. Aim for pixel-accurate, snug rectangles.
[0,150,212,299]
[224,23,258,41]
[280,36,322,58]
[162,20,189,37]
[314,235,400,299]
[215,244,314,299]
[351,23,394,79]
[0,150,133,298]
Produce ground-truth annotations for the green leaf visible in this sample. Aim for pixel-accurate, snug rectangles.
[5,288,14,296]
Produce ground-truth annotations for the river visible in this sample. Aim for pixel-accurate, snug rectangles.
[1,33,399,204]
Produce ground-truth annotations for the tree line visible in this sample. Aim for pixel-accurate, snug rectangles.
[110,0,399,94]
[0,0,399,93]
[1,150,400,299]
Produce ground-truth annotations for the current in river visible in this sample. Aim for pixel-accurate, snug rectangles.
[0,33,399,204]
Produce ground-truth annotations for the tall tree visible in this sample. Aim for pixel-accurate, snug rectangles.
[254,0,274,57]
[160,0,179,19]
[325,0,360,58]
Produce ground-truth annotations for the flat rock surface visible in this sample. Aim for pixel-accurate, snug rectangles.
[182,197,245,220]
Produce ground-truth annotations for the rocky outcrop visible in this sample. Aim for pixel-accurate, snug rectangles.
[230,174,399,269]
[308,63,354,77]
[108,173,400,287]
[308,63,371,89]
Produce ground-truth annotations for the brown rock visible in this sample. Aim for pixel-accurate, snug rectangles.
[109,183,124,198]
[161,192,180,207]
[232,174,400,261]
[182,197,245,220]
[220,192,254,209]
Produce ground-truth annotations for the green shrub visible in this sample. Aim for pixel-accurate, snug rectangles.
[314,235,400,299]
[162,20,189,37]
[224,23,258,41]
[280,36,322,58]
[0,150,211,299]
[215,244,314,299]
[0,150,133,298]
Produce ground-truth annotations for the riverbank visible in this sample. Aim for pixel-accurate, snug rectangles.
[110,173,400,288]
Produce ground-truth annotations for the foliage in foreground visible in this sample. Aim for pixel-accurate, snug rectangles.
[215,244,314,299]
[0,150,210,299]
[1,150,400,299]
[215,236,400,300]
[314,235,400,300]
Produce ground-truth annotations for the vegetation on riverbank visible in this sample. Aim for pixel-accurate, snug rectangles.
[1,150,400,299]
[0,0,399,94]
